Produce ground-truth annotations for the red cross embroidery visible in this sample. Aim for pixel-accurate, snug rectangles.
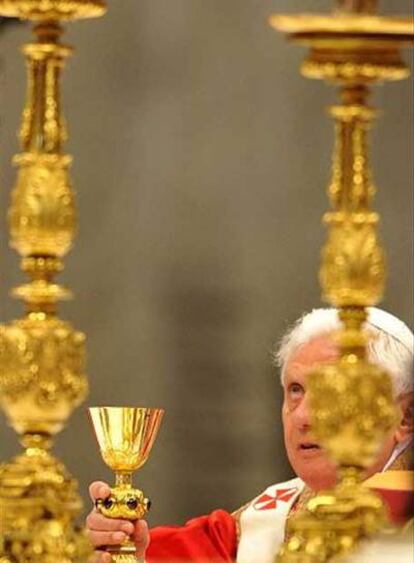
[253,487,298,511]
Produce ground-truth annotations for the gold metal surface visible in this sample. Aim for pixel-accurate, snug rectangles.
[269,14,414,37]
[89,407,164,563]
[269,5,413,88]
[0,316,87,436]
[271,2,413,562]
[0,0,106,20]
[90,407,164,473]
[321,95,385,307]
[0,2,105,561]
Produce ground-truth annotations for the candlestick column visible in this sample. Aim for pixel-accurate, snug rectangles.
[270,3,413,561]
[0,2,106,561]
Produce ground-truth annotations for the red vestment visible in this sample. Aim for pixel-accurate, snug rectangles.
[145,471,413,563]
[147,509,237,562]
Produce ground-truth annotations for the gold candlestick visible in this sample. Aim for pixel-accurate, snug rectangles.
[0,1,106,561]
[89,407,164,563]
[270,2,413,562]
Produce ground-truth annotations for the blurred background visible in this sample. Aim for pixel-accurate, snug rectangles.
[0,0,412,527]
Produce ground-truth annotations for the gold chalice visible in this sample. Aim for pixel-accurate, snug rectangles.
[89,407,164,562]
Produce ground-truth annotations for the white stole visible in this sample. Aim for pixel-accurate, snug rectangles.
[237,477,304,563]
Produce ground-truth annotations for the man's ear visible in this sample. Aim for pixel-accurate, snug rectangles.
[395,391,414,443]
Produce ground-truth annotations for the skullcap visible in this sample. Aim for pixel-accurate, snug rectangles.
[367,307,413,354]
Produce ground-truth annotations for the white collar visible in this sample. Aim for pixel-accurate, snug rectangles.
[382,438,412,472]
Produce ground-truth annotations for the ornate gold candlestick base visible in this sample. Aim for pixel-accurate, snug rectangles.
[89,407,164,563]
[278,469,386,562]
[0,434,91,562]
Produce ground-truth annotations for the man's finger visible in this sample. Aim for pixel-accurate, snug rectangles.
[91,551,112,563]
[133,519,150,555]
[87,529,127,548]
[86,511,134,534]
[89,481,111,502]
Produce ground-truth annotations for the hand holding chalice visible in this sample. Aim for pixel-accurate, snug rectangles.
[89,407,164,562]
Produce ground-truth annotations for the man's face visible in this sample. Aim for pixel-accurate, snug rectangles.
[281,334,398,491]
[282,335,339,490]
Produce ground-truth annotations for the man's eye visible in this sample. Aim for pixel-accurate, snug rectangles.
[289,383,304,397]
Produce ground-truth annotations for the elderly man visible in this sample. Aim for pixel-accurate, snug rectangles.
[87,307,413,563]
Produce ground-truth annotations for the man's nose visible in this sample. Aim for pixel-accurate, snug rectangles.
[295,394,312,431]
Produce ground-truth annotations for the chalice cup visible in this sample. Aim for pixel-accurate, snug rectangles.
[89,407,164,562]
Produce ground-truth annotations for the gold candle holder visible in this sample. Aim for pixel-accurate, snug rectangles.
[89,407,164,563]
[270,1,413,561]
[0,1,106,561]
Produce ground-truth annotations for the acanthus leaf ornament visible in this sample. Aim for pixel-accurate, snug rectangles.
[9,154,76,259]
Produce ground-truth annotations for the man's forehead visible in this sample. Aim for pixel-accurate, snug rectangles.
[284,335,339,380]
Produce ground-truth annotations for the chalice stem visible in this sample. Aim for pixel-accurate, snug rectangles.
[107,540,140,563]
[116,471,133,488]
[107,471,138,561]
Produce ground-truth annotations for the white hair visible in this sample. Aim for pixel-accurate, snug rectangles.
[275,307,414,396]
